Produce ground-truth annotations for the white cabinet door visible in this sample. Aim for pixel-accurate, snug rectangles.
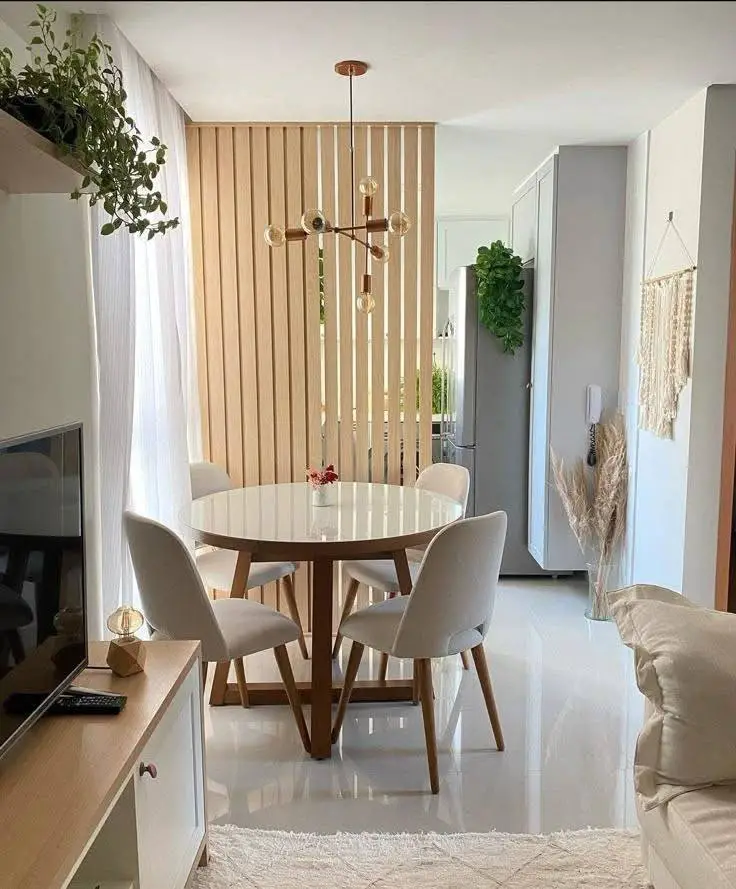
[511,184,537,263]
[136,663,205,889]
[527,162,556,566]
[436,217,509,287]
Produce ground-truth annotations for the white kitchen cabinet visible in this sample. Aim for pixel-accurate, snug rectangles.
[524,147,627,571]
[436,216,508,287]
[510,181,537,263]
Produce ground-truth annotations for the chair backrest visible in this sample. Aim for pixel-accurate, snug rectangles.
[392,510,507,659]
[124,511,228,662]
[190,461,235,501]
[416,463,470,515]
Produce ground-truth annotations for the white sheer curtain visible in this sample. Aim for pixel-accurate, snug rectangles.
[89,18,200,634]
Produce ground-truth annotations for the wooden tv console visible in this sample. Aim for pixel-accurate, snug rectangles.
[0,641,207,889]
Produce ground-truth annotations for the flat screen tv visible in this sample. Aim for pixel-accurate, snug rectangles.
[0,423,87,759]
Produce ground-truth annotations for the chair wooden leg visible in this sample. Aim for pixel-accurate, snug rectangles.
[378,651,389,682]
[282,573,309,659]
[460,650,471,671]
[209,661,230,706]
[274,644,311,753]
[471,644,504,751]
[332,577,360,659]
[331,641,364,743]
[417,658,439,794]
[233,657,250,708]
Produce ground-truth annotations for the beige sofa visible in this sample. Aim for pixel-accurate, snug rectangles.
[609,585,736,889]
[639,783,736,888]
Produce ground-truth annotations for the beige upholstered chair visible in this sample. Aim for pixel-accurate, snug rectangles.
[332,510,507,793]
[190,462,308,659]
[124,511,310,752]
[335,463,471,666]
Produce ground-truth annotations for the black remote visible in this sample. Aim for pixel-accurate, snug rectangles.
[4,691,127,716]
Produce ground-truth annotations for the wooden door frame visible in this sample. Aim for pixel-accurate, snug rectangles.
[715,167,736,612]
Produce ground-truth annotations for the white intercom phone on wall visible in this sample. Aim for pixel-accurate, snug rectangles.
[586,384,602,425]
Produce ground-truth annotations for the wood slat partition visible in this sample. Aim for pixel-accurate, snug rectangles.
[187,122,435,626]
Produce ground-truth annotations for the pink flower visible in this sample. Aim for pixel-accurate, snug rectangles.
[306,464,339,487]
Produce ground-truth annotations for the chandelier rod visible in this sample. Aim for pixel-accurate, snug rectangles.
[349,67,355,231]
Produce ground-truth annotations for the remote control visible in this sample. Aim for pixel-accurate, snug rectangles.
[4,691,127,716]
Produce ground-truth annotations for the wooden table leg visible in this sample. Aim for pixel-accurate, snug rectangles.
[310,559,334,758]
[230,551,252,599]
[379,549,413,683]
[209,550,252,707]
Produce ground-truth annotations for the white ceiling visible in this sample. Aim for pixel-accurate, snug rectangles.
[2,1,736,140]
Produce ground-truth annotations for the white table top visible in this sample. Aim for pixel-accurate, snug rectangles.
[187,482,462,553]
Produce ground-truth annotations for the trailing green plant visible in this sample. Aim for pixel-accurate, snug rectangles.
[475,240,525,354]
[0,5,178,238]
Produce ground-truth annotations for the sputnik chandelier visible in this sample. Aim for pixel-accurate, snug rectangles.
[264,60,411,315]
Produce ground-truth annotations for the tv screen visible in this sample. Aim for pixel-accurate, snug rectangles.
[0,424,86,758]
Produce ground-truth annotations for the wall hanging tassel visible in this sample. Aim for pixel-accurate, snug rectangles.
[637,212,696,439]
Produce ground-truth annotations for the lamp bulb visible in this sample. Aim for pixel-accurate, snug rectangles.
[264,223,286,247]
[388,211,411,237]
[356,293,376,314]
[370,243,390,264]
[359,176,378,197]
[301,209,328,234]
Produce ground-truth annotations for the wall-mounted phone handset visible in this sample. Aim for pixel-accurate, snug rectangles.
[586,385,602,467]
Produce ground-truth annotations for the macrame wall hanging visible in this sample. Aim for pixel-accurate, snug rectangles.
[637,212,696,439]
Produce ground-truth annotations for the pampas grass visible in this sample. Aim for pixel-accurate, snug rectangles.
[551,412,628,619]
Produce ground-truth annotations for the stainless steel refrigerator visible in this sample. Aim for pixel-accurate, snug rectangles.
[438,265,545,575]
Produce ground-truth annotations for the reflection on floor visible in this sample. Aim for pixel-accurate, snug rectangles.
[204,576,642,834]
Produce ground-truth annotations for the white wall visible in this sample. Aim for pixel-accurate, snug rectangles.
[618,133,648,585]
[0,195,101,635]
[629,91,705,593]
[621,86,736,607]
[683,86,736,604]
[435,125,555,217]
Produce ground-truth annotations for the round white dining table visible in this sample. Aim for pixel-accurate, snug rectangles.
[187,481,462,759]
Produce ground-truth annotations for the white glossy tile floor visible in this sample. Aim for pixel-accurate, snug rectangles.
[203,576,643,834]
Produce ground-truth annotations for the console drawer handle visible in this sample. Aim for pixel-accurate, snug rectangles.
[139,762,158,779]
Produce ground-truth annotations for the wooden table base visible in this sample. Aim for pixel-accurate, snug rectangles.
[217,678,416,707]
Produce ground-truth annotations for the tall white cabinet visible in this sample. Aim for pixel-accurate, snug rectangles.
[512,147,627,571]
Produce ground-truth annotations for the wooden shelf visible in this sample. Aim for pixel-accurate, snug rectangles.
[0,107,86,194]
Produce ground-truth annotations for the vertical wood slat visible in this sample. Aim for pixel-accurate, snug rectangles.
[287,127,311,630]
[302,127,322,470]
[353,126,370,482]
[268,127,292,483]
[419,126,436,470]
[199,127,227,468]
[320,127,340,469]
[234,127,260,485]
[386,126,402,484]
[186,128,210,459]
[402,127,419,484]
[216,128,244,485]
[370,127,386,483]
[337,126,355,480]
[286,127,307,481]
[251,127,276,483]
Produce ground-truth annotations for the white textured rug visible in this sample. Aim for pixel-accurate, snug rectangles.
[194,824,646,888]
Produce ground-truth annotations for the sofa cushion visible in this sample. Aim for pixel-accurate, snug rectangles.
[639,785,736,889]
[609,585,736,809]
